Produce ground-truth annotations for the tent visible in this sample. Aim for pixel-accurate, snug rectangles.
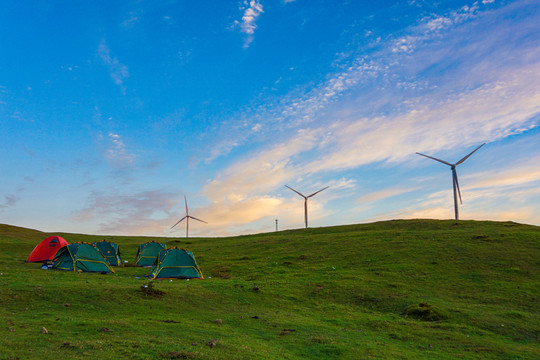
[93,240,122,266]
[134,241,166,267]
[52,242,115,273]
[148,247,204,279]
[26,236,69,262]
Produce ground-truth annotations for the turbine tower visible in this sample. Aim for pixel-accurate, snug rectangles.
[285,185,329,228]
[170,195,207,238]
[416,143,485,220]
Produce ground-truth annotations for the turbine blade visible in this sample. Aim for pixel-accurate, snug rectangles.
[184,195,189,215]
[455,143,486,166]
[170,216,187,230]
[188,216,208,224]
[454,171,463,205]
[416,152,452,166]
[285,185,306,198]
[307,186,329,198]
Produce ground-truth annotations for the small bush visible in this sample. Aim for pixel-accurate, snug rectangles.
[404,302,448,321]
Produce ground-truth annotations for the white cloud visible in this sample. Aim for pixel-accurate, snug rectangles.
[240,0,264,34]
[97,40,129,92]
[392,4,481,54]
[304,63,540,173]
[121,12,139,28]
[327,177,356,191]
[203,127,322,200]
[425,16,453,32]
[237,0,264,47]
[466,164,540,190]
[104,132,136,168]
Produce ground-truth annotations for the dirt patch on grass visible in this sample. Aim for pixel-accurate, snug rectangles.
[404,302,448,321]
[160,351,197,359]
[210,266,231,279]
[310,335,331,344]
[124,263,140,268]
[472,234,495,242]
[311,283,325,295]
[140,282,165,297]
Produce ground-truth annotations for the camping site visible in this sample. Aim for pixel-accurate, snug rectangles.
[1,220,539,359]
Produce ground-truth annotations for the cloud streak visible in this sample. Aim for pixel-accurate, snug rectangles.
[0,194,20,210]
[356,186,421,204]
[97,40,129,92]
[102,132,136,169]
[74,190,178,235]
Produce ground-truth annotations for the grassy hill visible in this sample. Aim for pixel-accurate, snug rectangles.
[0,219,539,359]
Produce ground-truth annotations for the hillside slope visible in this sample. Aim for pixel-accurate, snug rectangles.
[0,220,539,359]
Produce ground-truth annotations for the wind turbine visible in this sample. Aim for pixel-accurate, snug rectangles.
[170,195,207,238]
[285,185,329,228]
[416,143,485,220]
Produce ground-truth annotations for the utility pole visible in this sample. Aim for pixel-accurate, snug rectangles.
[275,219,278,232]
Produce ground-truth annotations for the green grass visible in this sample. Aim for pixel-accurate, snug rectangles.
[1,219,539,359]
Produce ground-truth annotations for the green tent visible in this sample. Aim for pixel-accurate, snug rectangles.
[93,240,122,266]
[148,247,204,279]
[52,243,115,273]
[134,241,166,267]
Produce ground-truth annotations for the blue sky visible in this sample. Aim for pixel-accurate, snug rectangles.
[1,0,539,236]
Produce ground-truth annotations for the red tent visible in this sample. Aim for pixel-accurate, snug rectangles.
[26,236,69,262]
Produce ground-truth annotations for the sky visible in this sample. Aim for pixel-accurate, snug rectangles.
[1,0,539,237]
